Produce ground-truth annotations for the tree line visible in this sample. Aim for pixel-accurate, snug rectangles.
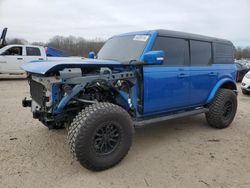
[7,36,105,57]
[234,47,250,60]
[6,36,250,59]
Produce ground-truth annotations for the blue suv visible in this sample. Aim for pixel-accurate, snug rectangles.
[22,29,237,171]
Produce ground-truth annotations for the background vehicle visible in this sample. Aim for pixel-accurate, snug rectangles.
[241,71,250,95]
[22,29,237,171]
[235,59,250,69]
[0,28,83,74]
[0,44,83,74]
[235,62,250,82]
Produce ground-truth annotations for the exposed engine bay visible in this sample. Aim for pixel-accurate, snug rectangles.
[23,67,137,128]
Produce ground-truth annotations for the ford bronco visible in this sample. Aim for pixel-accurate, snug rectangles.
[22,30,237,171]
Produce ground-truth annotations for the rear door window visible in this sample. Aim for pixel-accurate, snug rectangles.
[152,37,189,66]
[190,40,212,66]
[26,47,41,56]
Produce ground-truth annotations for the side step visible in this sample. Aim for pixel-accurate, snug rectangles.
[134,107,209,128]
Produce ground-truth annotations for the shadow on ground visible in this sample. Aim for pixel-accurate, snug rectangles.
[0,74,26,81]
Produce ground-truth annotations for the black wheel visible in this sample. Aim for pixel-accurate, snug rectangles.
[68,102,134,171]
[242,89,249,95]
[206,89,237,129]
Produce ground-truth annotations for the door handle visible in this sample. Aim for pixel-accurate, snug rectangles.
[208,72,217,76]
[38,58,44,60]
[17,58,23,60]
[178,73,189,78]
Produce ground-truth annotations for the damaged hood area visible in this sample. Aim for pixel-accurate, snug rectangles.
[21,59,123,75]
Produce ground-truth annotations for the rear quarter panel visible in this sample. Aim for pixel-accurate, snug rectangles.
[206,63,237,104]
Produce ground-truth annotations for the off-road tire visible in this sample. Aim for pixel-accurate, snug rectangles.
[206,89,237,129]
[68,102,134,171]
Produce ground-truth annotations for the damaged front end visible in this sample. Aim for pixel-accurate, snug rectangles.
[22,66,137,129]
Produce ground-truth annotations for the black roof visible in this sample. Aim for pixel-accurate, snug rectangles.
[155,29,232,45]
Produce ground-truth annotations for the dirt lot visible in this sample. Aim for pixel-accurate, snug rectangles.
[0,75,250,188]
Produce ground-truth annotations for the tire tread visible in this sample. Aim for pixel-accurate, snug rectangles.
[68,102,133,171]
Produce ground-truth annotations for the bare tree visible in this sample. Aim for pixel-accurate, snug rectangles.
[47,36,104,57]
[6,38,28,45]
[31,42,46,46]
[5,36,104,57]
[235,47,250,60]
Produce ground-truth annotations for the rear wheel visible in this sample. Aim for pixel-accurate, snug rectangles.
[68,102,134,171]
[206,89,237,129]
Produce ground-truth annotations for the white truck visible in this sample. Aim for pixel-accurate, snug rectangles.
[0,44,83,74]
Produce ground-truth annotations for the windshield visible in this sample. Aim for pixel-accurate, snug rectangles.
[97,35,149,63]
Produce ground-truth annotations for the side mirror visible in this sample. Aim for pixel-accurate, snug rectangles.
[142,50,165,65]
[88,51,95,59]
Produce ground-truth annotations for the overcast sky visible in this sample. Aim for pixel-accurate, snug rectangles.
[0,0,249,46]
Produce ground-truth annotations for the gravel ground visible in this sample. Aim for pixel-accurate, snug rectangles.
[0,75,250,188]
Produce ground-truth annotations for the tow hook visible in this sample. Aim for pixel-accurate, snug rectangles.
[22,97,31,107]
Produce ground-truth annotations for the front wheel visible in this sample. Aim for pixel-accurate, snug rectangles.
[206,89,237,129]
[68,102,134,171]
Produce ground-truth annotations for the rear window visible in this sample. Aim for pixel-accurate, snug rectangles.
[190,40,212,66]
[214,43,234,64]
[26,47,41,56]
